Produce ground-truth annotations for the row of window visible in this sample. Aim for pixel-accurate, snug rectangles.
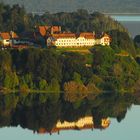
[56,39,95,42]
[56,41,95,44]
[55,42,95,46]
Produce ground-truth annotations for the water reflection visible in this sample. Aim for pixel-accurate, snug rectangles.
[37,117,110,135]
[0,92,138,135]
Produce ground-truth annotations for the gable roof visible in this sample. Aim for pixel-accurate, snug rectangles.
[38,26,61,36]
[79,32,95,39]
[38,26,49,36]
[0,32,19,39]
[102,33,110,38]
[11,32,19,38]
[0,32,11,39]
[52,33,76,39]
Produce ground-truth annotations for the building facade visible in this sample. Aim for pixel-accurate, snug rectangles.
[47,31,111,48]
[0,32,19,47]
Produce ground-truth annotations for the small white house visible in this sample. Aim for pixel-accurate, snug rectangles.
[0,32,11,47]
[0,32,19,47]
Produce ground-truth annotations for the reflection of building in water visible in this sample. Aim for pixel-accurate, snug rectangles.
[37,116,110,134]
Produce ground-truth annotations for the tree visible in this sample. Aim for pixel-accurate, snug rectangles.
[61,52,87,83]
[91,45,115,76]
[63,81,88,102]
[72,72,83,84]
[11,72,19,89]
[39,79,48,90]
[108,30,136,56]
[3,73,12,89]
[47,78,60,93]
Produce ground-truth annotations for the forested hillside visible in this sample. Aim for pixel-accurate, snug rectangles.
[0,3,127,34]
[2,0,140,13]
[0,3,139,94]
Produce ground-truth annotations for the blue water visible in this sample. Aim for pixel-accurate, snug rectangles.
[0,105,139,140]
[111,15,140,37]
[111,15,140,21]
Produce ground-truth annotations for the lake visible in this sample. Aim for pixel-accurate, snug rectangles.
[0,92,139,140]
[111,15,140,37]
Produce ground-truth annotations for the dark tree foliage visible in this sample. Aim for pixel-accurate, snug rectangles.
[108,30,136,56]
[60,52,90,83]
[134,35,140,49]
[91,46,140,91]
[0,3,33,34]
[0,3,127,35]
[10,48,62,86]
[36,10,127,34]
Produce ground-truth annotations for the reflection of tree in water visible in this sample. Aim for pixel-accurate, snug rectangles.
[12,93,61,132]
[0,92,137,134]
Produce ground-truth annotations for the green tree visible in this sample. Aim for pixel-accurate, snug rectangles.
[91,45,115,76]
[47,78,60,93]
[109,30,136,56]
[39,79,48,90]
[72,72,83,84]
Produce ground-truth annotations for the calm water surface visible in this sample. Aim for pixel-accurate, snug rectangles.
[0,92,139,140]
[0,105,140,140]
[112,15,140,21]
[111,15,140,37]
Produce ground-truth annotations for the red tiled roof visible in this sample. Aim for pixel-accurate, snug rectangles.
[0,32,10,39]
[52,33,76,39]
[11,32,19,38]
[0,32,18,39]
[51,32,95,39]
[79,32,95,39]
[38,26,50,36]
[38,26,61,36]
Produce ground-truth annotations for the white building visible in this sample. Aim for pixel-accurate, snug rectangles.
[0,32,11,47]
[51,33,77,47]
[99,33,111,46]
[47,32,111,48]
[0,32,19,47]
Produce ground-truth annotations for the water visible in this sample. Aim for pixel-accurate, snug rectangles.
[0,105,140,140]
[111,15,140,37]
[112,15,140,22]
[0,92,139,140]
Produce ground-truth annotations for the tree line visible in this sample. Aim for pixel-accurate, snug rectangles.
[0,46,140,98]
[0,3,127,34]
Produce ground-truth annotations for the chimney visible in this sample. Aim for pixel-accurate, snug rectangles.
[59,26,62,33]
[10,31,14,38]
[51,26,53,34]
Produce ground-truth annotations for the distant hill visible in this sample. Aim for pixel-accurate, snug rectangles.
[2,0,140,13]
